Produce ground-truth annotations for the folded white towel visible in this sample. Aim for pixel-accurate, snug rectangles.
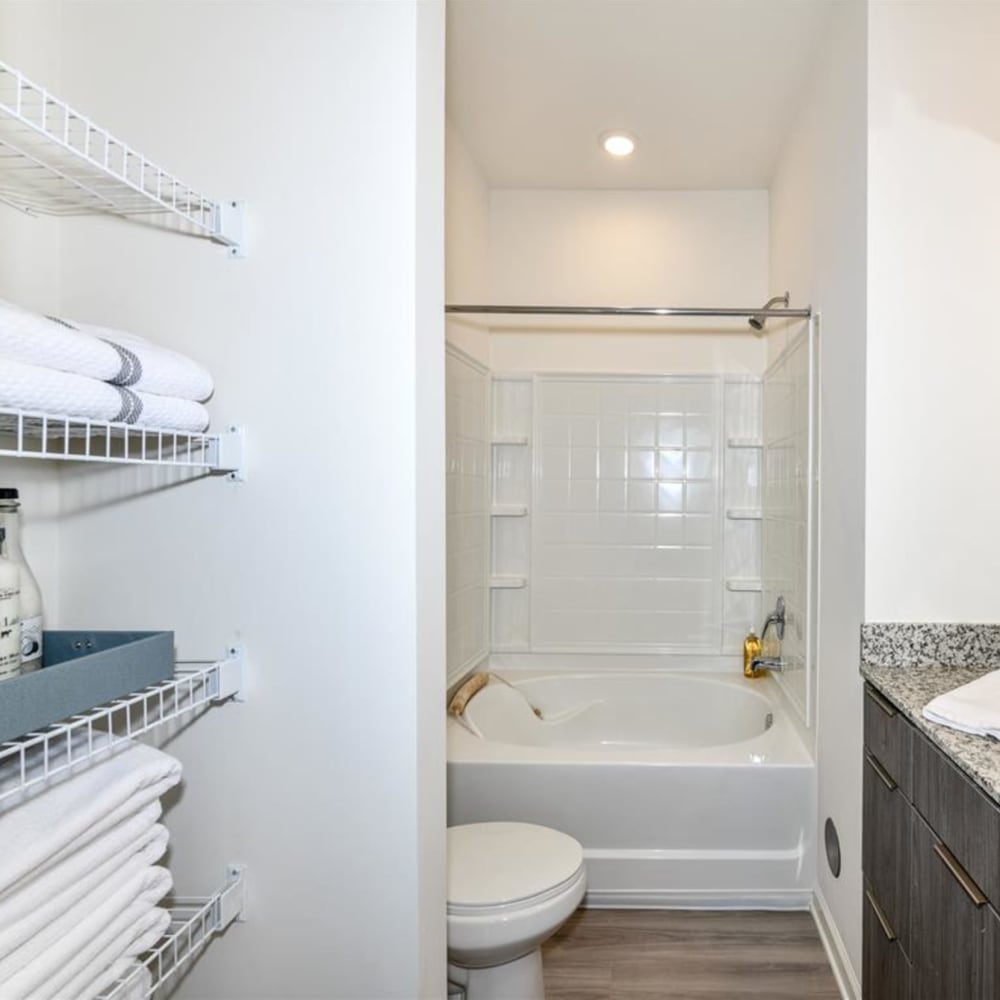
[0,867,171,1000]
[0,358,210,432]
[0,861,171,986]
[0,811,166,961]
[76,959,152,1000]
[0,299,213,402]
[0,743,181,896]
[922,669,1000,737]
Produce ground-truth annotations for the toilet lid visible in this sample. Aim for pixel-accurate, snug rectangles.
[447,822,584,908]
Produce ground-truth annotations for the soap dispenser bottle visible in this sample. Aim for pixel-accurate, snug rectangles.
[0,489,42,672]
[743,627,762,679]
[0,527,21,681]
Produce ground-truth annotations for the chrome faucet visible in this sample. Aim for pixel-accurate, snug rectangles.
[752,596,786,673]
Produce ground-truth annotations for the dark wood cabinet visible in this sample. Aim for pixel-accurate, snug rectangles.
[863,683,1000,1000]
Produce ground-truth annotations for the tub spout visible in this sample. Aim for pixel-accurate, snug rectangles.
[751,656,784,674]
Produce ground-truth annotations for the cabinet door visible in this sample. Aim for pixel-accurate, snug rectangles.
[985,907,1000,999]
[910,817,987,999]
[864,883,910,999]
[863,750,912,952]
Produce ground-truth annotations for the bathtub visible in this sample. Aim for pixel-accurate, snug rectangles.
[447,670,815,909]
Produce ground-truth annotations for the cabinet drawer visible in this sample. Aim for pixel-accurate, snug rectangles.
[863,751,913,952]
[912,729,1000,906]
[864,684,912,797]
[864,883,910,1000]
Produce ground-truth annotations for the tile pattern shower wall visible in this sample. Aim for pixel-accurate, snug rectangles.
[446,347,490,684]
[531,376,722,651]
[763,327,816,723]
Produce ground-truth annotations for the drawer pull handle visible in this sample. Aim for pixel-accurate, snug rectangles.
[865,752,897,791]
[933,843,988,907]
[865,686,898,718]
[865,889,897,941]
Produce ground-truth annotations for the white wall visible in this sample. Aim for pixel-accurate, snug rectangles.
[489,189,770,375]
[866,0,1000,622]
[768,0,867,987]
[445,123,491,366]
[0,3,446,997]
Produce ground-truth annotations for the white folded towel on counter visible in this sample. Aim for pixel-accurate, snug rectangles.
[0,299,213,401]
[0,743,181,895]
[0,819,168,962]
[922,669,1000,737]
[0,867,171,1000]
[0,861,171,984]
[0,358,210,432]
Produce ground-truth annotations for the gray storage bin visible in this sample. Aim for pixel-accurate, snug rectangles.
[0,630,174,743]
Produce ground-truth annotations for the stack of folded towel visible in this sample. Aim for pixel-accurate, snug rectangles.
[0,299,213,432]
[0,742,182,1000]
[922,669,1000,738]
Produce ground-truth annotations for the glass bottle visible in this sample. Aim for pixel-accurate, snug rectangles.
[0,489,42,671]
[0,527,20,680]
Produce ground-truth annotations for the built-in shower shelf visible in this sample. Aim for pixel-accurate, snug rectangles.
[98,866,246,1000]
[491,435,530,446]
[726,578,763,593]
[726,437,763,448]
[491,504,528,517]
[0,409,245,480]
[0,60,245,255]
[0,648,244,804]
[726,508,763,520]
[490,575,527,589]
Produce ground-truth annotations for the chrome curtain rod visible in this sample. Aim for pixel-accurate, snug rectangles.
[446,304,812,319]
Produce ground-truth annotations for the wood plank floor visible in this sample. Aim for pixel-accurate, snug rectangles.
[542,909,841,999]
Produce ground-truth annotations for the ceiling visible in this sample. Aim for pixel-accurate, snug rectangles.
[446,0,836,190]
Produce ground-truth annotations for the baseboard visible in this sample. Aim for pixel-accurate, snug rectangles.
[811,888,860,1000]
[585,888,813,910]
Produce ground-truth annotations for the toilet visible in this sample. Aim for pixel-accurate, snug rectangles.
[446,822,587,1000]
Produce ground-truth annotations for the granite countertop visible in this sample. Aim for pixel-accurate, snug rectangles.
[862,661,1000,805]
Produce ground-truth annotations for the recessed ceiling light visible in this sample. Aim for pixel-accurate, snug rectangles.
[601,131,636,157]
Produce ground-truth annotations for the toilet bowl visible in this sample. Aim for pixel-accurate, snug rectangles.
[447,822,587,1000]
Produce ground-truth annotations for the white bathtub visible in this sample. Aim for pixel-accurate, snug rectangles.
[447,671,815,909]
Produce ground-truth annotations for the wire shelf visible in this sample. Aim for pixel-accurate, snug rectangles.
[0,649,244,805]
[98,866,246,1000]
[0,60,243,253]
[0,408,244,478]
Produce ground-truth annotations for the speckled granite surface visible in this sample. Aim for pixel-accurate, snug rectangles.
[861,623,1000,669]
[862,661,1000,804]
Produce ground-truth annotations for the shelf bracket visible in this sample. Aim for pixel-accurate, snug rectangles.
[213,425,246,482]
[215,646,246,703]
[218,864,247,926]
[215,200,247,258]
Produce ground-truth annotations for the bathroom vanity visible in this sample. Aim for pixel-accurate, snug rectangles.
[861,667,1000,999]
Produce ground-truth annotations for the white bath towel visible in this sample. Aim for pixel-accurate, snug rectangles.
[77,959,152,1000]
[0,358,210,432]
[0,299,214,401]
[0,868,171,1000]
[0,819,168,962]
[923,669,1000,738]
[0,862,171,986]
[0,743,181,896]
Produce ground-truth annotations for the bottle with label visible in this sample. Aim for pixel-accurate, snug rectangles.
[0,489,42,672]
[743,626,762,679]
[0,527,20,681]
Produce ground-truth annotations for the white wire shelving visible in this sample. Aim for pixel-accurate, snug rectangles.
[98,866,246,1000]
[0,60,245,255]
[0,648,244,805]
[0,409,245,480]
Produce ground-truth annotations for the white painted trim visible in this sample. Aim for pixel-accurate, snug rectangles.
[445,340,491,376]
[811,888,860,1000]
[585,888,813,910]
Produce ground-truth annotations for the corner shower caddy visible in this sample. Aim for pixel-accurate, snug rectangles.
[0,59,245,255]
[0,55,248,996]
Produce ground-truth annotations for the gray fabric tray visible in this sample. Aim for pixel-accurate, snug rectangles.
[0,630,174,743]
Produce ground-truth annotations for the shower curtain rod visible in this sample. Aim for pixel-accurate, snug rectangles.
[445,304,812,319]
